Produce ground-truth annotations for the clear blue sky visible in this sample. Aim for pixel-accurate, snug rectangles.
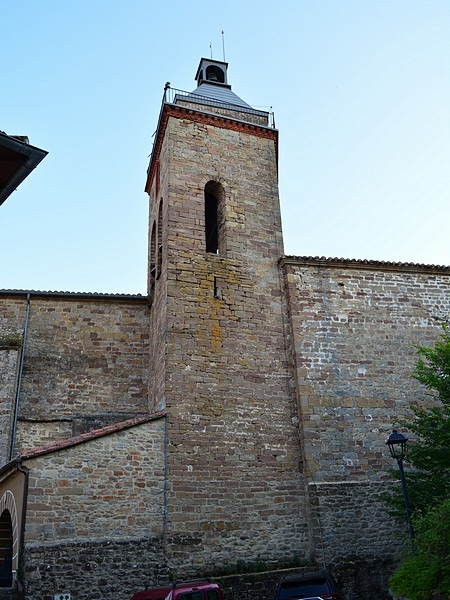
[2,1,449,294]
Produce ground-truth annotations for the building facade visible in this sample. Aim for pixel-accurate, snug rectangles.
[1,59,448,600]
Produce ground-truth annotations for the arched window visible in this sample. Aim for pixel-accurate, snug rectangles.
[0,509,13,588]
[155,160,160,197]
[157,199,163,279]
[206,65,225,83]
[204,181,224,254]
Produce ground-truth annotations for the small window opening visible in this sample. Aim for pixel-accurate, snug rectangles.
[204,181,225,254]
[213,277,223,300]
[205,193,218,253]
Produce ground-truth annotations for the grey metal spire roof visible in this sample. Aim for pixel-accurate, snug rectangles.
[189,82,252,109]
[189,57,253,109]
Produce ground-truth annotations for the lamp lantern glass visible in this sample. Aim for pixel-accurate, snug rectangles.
[386,429,408,461]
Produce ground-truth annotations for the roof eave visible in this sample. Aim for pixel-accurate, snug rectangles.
[279,255,450,274]
[0,132,48,207]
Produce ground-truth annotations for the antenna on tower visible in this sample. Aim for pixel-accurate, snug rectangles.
[222,30,226,62]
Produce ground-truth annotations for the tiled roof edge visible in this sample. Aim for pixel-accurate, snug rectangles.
[19,411,166,460]
[279,255,450,273]
[0,289,149,301]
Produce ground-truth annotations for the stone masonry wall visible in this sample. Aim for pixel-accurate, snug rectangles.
[308,481,402,562]
[282,259,450,594]
[0,348,19,465]
[0,293,150,454]
[24,419,166,543]
[307,481,403,600]
[24,538,168,600]
[0,298,27,464]
[147,129,169,413]
[22,418,166,599]
[157,113,309,574]
[283,260,450,482]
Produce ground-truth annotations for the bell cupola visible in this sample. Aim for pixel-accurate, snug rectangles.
[190,57,253,110]
[195,58,229,87]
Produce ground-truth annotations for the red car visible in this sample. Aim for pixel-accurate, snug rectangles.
[130,580,224,600]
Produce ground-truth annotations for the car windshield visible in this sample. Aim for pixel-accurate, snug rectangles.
[279,578,331,599]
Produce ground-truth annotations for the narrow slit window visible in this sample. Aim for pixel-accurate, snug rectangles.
[213,277,223,300]
[205,193,218,253]
[204,181,224,254]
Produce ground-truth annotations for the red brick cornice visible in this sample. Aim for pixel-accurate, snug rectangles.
[145,103,278,194]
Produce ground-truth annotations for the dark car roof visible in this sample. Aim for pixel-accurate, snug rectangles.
[280,570,330,583]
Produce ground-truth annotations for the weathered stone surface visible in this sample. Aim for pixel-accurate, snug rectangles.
[0,294,150,452]
[308,481,403,562]
[146,108,308,573]
[23,538,168,600]
[0,347,19,464]
[23,419,165,544]
[283,259,450,482]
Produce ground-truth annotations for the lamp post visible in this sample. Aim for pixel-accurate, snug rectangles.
[386,429,415,553]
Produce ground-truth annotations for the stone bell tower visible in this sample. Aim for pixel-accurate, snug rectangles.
[145,59,308,573]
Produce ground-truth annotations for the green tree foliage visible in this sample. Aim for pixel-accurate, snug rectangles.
[414,323,450,400]
[401,323,450,515]
[389,499,450,600]
[389,324,450,599]
[400,403,450,516]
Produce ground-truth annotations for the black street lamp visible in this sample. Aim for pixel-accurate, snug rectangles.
[386,429,415,553]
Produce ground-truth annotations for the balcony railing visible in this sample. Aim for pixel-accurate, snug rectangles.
[162,85,275,128]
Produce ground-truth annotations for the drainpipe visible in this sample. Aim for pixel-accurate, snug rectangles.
[9,293,31,460]
[163,414,168,533]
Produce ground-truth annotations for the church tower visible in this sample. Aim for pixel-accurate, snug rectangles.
[145,59,308,573]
